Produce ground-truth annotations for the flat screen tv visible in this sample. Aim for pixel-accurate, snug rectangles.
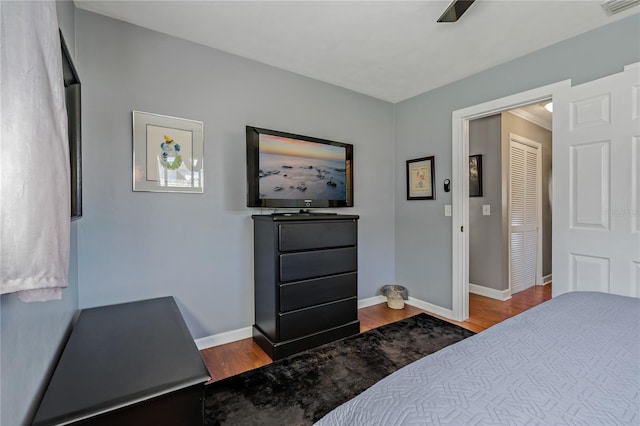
[246,126,353,209]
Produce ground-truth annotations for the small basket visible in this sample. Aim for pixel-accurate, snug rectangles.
[380,285,408,310]
[386,293,405,309]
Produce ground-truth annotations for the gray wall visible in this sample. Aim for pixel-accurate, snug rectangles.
[394,14,640,309]
[0,2,80,425]
[74,10,396,338]
[469,114,503,289]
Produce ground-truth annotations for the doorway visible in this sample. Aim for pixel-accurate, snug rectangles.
[467,109,549,302]
[450,80,570,322]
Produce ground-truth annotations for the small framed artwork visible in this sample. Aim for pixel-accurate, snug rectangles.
[469,154,483,197]
[132,111,204,193]
[406,156,435,200]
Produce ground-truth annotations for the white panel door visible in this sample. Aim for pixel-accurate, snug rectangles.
[509,136,541,294]
[553,64,640,297]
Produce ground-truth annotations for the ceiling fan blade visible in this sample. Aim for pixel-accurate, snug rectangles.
[437,0,476,23]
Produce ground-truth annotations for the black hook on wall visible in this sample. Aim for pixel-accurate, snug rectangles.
[443,179,451,192]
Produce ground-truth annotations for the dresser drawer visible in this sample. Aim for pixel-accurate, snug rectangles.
[279,298,358,341]
[280,272,357,312]
[279,247,357,282]
[278,221,357,252]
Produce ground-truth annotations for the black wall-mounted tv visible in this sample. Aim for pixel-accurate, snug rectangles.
[246,126,353,209]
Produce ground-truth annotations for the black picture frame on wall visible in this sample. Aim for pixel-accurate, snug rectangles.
[60,30,82,220]
[406,156,435,200]
[469,154,483,197]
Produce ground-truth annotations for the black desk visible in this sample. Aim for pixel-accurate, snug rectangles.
[32,297,211,425]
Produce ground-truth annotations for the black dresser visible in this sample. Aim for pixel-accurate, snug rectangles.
[32,297,210,425]
[252,214,360,360]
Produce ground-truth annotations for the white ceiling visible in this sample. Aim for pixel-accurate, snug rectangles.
[510,101,552,130]
[74,1,640,103]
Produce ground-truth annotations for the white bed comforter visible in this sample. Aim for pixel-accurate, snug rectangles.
[317,292,640,425]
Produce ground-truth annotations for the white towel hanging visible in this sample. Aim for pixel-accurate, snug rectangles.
[0,0,70,302]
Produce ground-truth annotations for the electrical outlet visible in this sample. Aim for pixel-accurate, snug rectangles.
[482,204,491,216]
[445,205,452,216]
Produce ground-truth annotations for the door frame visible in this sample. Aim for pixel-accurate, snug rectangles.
[450,80,570,322]
[508,133,543,294]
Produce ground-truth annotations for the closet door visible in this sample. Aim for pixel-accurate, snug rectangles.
[509,135,542,294]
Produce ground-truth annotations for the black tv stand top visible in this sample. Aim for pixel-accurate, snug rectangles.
[270,209,338,216]
[253,213,359,221]
[299,209,331,215]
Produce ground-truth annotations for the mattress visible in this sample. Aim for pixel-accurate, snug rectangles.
[316,291,640,425]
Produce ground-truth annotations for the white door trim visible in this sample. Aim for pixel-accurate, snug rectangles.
[451,80,571,321]
[508,133,543,294]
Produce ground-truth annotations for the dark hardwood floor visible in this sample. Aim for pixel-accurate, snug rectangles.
[200,284,552,383]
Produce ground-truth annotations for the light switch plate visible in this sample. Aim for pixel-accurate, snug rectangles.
[482,204,490,215]
[445,205,452,216]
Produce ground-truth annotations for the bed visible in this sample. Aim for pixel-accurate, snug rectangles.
[316,291,640,425]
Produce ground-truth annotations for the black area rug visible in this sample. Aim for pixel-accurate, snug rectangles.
[203,314,475,425]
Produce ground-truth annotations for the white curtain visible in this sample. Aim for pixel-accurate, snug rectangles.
[0,0,70,302]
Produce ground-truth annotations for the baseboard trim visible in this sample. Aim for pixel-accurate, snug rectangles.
[196,295,459,350]
[469,283,512,301]
[195,326,252,351]
[358,295,386,309]
[405,297,455,320]
[542,274,552,285]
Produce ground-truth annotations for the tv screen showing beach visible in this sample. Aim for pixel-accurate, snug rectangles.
[258,134,347,201]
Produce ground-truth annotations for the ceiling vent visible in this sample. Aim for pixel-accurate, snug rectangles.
[601,0,640,16]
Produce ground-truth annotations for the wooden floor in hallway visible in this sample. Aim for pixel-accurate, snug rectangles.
[200,284,552,383]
